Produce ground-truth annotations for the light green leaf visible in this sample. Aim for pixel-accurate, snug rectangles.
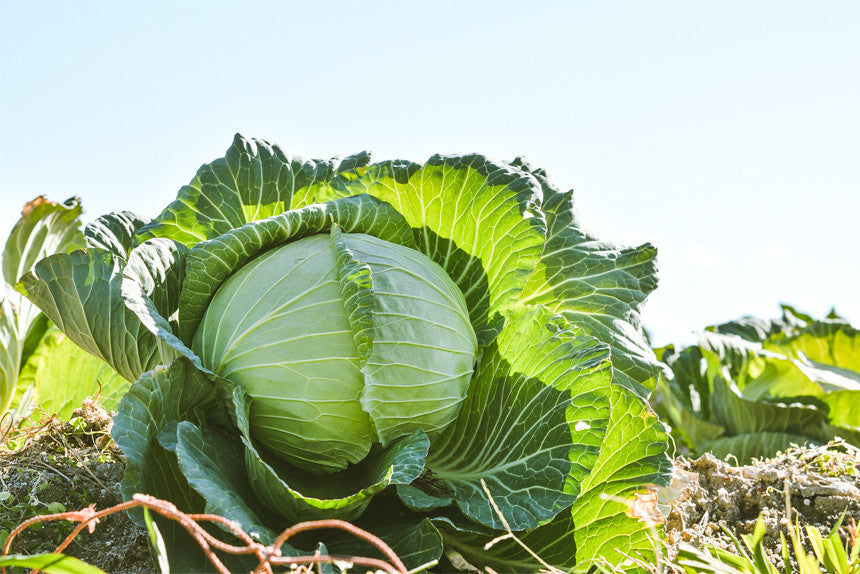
[142,507,169,574]
[18,326,130,418]
[1,196,85,414]
[425,306,611,531]
[0,296,23,415]
[821,390,860,429]
[326,155,547,345]
[739,357,829,401]
[134,134,369,248]
[0,553,106,574]
[765,320,860,384]
[514,164,660,397]
[2,196,85,296]
[570,382,672,566]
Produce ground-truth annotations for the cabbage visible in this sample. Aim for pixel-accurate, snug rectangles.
[17,135,671,572]
[194,231,477,472]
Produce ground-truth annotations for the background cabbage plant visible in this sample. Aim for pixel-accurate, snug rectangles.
[16,135,671,571]
[655,305,860,464]
[0,196,129,423]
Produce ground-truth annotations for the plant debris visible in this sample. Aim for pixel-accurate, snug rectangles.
[0,399,154,573]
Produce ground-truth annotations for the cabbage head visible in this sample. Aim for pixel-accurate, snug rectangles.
[17,135,671,572]
[195,231,478,472]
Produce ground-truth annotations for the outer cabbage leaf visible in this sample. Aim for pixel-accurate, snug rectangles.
[173,420,279,545]
[234,385,429,523]
[433,380,671,574]
[316,492,445,572]
[134,134,370,247]
[569,382,671,567]
[513,162,660,397]
[15,240,185,382]
[112,358,225,513]
[84,211,150,259]
[112,357,261,572]
[352,518,443,571]
[416,308,669,572]
[423,305,611,531]
[1,196,85,414]
[327,511,445,572]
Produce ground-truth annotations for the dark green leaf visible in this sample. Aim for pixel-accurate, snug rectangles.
[234,386,429,523]
[84,211,149,259]
[17,249,164,382]
[134,134,369,247]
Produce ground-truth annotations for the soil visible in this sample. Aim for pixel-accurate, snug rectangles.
[663,442,860,571]
[2,399,859,573]
[0,399,154,574]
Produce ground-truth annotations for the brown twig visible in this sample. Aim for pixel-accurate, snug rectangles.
[2,493,410,574]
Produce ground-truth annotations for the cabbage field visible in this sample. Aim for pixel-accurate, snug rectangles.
[1,135,858,573]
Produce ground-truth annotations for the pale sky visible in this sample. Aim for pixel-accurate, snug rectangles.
[2,1,858,345]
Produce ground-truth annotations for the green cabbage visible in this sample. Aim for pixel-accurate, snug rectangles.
[194,231,477,472]
[17,135,671,572]
[655,305,860,463]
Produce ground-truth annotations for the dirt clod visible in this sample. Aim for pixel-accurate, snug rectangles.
[664,440,860,570]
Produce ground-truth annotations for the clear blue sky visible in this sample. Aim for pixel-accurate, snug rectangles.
[2,1,858,345]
